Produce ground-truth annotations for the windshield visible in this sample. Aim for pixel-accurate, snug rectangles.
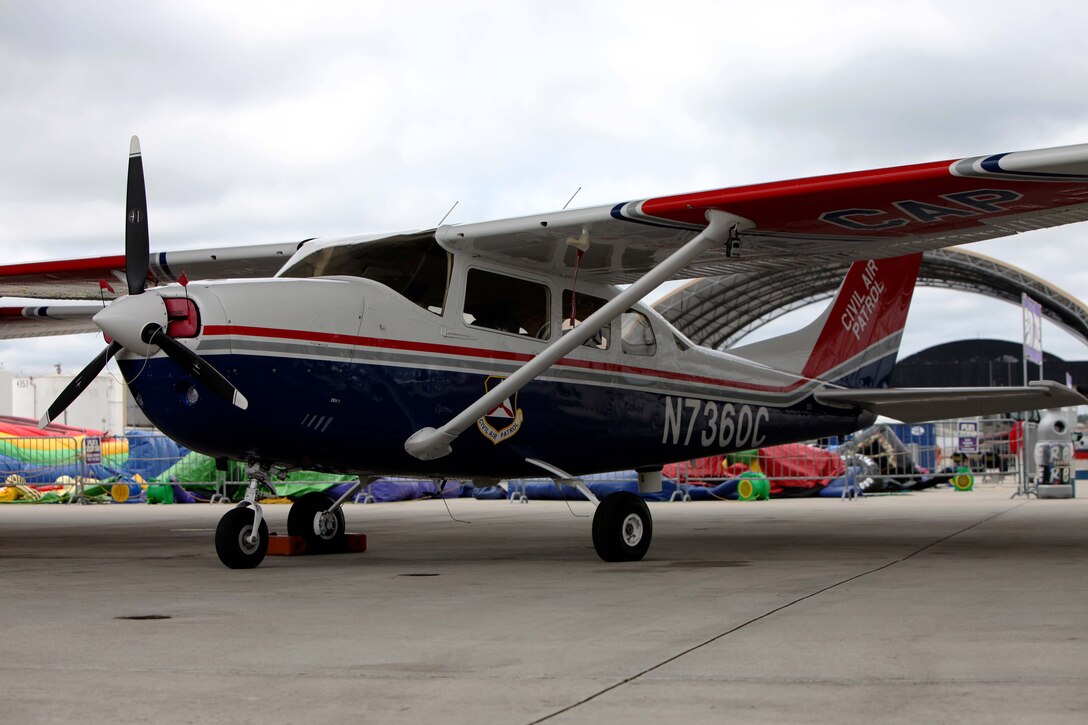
[280,234,451,314]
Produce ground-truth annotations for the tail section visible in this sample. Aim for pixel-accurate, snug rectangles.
[729,253,923,388]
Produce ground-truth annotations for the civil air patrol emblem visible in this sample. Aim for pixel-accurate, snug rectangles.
[476,376,524,444]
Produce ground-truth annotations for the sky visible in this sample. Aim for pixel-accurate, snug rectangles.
[1,0,1088,377]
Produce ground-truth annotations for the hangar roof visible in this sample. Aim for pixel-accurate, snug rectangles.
[653,248,1088,350]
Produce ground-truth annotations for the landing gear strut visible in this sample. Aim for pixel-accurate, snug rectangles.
[592,492,653,562]
[215,464,271,569]
[527,461,656,563]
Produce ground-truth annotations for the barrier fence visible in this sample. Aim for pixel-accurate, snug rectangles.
[0,417,1048,504]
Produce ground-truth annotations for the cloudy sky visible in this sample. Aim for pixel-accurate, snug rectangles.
[1,0,1087,377]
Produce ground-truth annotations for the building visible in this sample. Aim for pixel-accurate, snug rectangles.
[0,369,126,432]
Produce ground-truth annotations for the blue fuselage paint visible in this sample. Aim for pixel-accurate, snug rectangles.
[120,352,869,479]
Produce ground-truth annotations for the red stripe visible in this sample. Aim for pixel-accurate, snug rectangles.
[640,161,955,230]
[204,324,530,362]
[0,255,126,277]
[202,324,815,394]
[638,159,1088,239]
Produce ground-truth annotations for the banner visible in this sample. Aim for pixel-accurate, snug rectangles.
[1022,293,1043,365]
[957,421,979,455]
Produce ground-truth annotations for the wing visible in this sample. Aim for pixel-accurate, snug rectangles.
[436,142,1088,283]
[0,304,103,339]
[0,242,299,300]
[815,381,1087,423]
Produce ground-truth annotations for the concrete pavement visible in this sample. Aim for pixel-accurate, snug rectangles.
[0,484,1085,723]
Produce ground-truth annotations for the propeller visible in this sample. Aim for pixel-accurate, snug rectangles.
[125,137,150,296]
[39,136,247,428]
[40,342,123,427]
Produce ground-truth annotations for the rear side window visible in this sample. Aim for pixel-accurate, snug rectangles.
[463,269,550,339]
[621,311,656,356]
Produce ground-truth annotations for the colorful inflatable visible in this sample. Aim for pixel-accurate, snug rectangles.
[0,415,127,486]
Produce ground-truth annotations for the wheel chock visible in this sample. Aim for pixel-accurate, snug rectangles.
[267,535,306,556]
[266,533,368,556]
[342,533,368,553]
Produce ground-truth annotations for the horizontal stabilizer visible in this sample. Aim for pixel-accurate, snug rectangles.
[814,381,1087,423]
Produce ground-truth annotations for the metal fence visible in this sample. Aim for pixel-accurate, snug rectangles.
[0,418,1038,504]
[635,419,1029,499]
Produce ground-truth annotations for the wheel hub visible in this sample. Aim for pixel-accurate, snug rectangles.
[315,511,338,539]
[236,525,259,555]
[621,513,644,547]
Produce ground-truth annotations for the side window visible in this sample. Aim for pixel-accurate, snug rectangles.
[621,310,656,356]
[463,269,550,339]
[561,290,610,350]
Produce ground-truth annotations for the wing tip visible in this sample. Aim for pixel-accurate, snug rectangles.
[129,135,141,157]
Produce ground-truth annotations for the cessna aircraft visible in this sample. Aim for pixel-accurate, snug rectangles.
[2,138,1087,568]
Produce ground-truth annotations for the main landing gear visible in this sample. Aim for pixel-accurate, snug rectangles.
[591,492,653,562]
[214,466,367,569]
[526,460,655,562]
[287,491,346,554]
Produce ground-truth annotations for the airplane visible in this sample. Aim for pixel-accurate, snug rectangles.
[2,137,1087,569]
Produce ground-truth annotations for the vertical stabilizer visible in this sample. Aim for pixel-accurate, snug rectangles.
[729,253,923,388]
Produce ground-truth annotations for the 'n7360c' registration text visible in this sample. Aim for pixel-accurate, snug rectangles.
[662,397,769,449]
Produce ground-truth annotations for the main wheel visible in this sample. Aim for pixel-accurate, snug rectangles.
[287,492,346,554]
[215,507,269,569]
[591,492,652,562]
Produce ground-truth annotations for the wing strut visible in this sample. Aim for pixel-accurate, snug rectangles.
[404,209,748,461]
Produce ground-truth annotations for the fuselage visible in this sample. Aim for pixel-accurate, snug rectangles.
[117,234,870,480]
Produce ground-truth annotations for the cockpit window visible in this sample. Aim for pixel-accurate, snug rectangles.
[463,269,550,339]
[561,289,610,350]
[280,234,451,314]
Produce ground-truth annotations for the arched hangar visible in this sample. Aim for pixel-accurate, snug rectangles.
[652,247,1088,352]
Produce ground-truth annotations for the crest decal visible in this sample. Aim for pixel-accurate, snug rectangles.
[476,376,524,444]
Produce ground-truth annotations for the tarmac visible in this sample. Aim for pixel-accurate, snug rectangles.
[0,483,1085,724]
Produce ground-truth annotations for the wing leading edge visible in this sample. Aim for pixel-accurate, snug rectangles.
[814,381,1087,424]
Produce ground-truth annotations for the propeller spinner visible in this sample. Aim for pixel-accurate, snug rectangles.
[39,136,247,427]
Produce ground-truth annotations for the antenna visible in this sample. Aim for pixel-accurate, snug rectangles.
[562,187,582,210]
[437,201,459,226]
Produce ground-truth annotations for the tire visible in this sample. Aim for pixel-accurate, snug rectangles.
[287,492,346,554]
[215,507,269,569]
[591,492,652,562]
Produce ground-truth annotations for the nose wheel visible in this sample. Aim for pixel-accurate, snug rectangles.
[215,506,269,569]
[592,492,653,562]
[215,464,271,569]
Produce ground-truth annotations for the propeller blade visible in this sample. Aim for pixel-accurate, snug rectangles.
[39,341,123,428]
[125,136,150,296]
[143,326,248,410]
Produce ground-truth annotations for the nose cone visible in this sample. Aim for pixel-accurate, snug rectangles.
[93,292,168,351]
